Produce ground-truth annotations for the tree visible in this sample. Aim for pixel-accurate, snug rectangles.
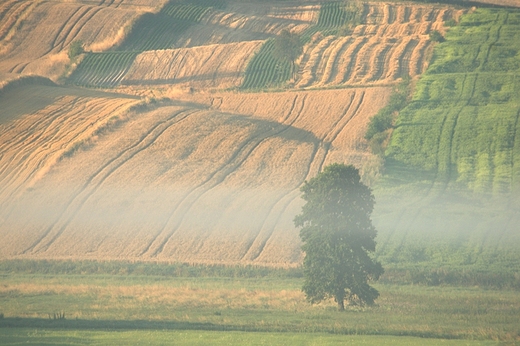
[294,164,383,310]
[273,29,302,78]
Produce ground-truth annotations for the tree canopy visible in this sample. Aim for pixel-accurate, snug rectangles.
[272,29,302,64]
[294,163,383,310]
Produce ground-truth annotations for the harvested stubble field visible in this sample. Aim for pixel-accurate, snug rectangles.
[1,1,520,344]
[66,1,464,90]
[0,77,391,264]
[1,0,517,269]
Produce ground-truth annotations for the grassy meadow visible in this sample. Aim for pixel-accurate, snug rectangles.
[371,7,520,279]
[0,263,519,344]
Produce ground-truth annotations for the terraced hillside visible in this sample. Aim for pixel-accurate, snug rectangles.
[0,78,390,264]
[294,4,461,88]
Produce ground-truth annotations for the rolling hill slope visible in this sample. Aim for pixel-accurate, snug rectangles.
[1,1,518,269]
[0,80,390,264]
[0,0,167,80]
[374,8,520,269]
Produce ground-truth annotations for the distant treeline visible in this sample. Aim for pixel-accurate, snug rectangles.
[2,259,519,290]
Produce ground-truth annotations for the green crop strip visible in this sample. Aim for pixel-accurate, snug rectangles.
[386,9,520,193]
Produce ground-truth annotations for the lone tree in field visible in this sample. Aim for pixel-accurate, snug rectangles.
[294,163,383,310]
[273,29,302,78]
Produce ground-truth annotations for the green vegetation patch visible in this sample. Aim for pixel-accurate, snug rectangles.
[302,1,363,40]
[0,274,518,342]
[67,0,223,88]
[118,0,221,52]
[386,9,520,193]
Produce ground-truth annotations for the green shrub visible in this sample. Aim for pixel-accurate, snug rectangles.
[68,40,84,60]
[429,30,445,43]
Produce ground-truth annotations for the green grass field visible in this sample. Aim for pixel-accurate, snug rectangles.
[372,8,520,275]
[0,329,500,345]
[0,273,518,343]
[386,9,520,193]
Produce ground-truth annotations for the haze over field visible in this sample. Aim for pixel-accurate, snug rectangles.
[0,0,519,267]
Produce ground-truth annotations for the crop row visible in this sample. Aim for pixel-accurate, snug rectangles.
[316,1,356,28]
[386,9,520,193]
[301,1,359,41]
[118,1,218,52]
[161,3,209,22]
[240,40,292,90]
[68,52,138,88]
[118,13,193,51]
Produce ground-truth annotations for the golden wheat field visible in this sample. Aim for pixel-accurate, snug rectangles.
[0,0,457,265]
[122,41,264,89]
[0,77,391,264]
[0,0,168,80]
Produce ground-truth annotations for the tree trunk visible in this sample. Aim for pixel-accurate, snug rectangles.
[337,298,345,311]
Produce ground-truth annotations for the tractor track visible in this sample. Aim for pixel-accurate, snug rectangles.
[145,96,310,258]
[22,107,196,255]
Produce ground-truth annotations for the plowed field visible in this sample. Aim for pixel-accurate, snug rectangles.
[0,82,391,265]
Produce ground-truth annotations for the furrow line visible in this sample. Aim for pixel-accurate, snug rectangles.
[1,100,133,205]
[395,38,418,79]
[22,108,195,255]
[244,91,364,261]
[510,108,520,187]
[444,74,479,188]
[47,6,85,55]
[319,91,364,172]
[146,123,288,258]
[0,98,81,188]
[149,97,309,258]
[297,36,335,88]
[364,41,393,83]
[337,36,367,85]
[0,1,31,42]
[239,95,310,261]
[319,36,352,86]
[61,7,103,50]
[0,101,91,200]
